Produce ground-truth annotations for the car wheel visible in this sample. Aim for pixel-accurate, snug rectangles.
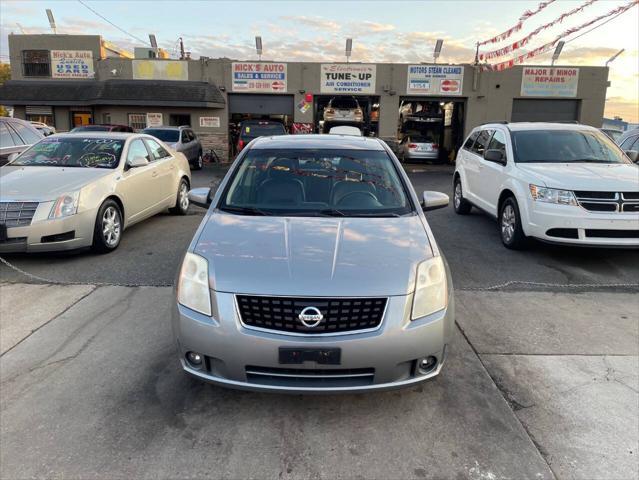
[92,200,122,253]
[453,177,472,214]
[192,151,203,170]
[499,196,527,249]
[170,178,190,215]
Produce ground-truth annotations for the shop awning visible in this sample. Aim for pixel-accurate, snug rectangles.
[0,80,226,108]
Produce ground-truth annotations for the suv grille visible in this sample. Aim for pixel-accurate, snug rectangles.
[0,202,39,227]
[236,295,387,335]
[574,192,639,213]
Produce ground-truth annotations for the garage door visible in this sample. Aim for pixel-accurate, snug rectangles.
[511,99,580,122]
[228,94,294,115]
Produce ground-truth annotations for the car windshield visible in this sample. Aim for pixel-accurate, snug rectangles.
[240,123,286,140]
[512,129,630,164]
[330,97,358,109]
[220,148,412,217]
[142,129,180,142]
[10,137,125,169]
[71,126,111,132]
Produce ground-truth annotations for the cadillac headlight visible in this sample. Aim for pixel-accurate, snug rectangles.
[411,256,448,320]
[49,191,80,219]
[177,252,212,316]
[529,185,577,206]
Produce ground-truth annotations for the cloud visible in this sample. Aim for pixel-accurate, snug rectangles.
[605,96,639,123]
[280,16,340,32]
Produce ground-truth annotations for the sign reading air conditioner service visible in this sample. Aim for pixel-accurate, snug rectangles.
[521,67,579,97]
[406,65,464,95]
[321,64,376,94]
[51,50,94,79]
[232,62,287,93]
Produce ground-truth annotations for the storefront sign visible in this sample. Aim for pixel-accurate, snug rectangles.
[320,64,376,94]
[199,116,221,128]
[133,60,189,81]
[232,62,287,93]
[146,113,163,127]
[521,67,579,97]
[51,50,94,79]
[407,65,464,95]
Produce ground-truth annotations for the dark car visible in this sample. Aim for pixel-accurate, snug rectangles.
[0,117,44,166]
[70,124,134,133]
[617,128,639,163]
[237,120,287,152]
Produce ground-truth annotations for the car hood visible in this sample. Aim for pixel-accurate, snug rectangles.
[516,163,639,191]
[194,213,432,297]
[0,166,113,201]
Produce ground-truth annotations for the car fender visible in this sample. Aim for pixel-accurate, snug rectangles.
[499,175,533,234]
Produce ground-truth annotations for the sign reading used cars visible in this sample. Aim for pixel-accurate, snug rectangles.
[521,67,579,97]
[407,65,463,95]
[51,50,94,79]
[321,64,376,94]
[232,62,287,93]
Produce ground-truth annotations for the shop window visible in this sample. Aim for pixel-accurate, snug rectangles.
[22,50,50,77]
[26,114,54,126]
[103,113,112,125]
[169,114,190,126]
[128,113,147,131]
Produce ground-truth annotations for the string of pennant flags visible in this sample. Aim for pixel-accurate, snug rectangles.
[477,0,557,46]
[479,0,598,61]
[478,0,638,71]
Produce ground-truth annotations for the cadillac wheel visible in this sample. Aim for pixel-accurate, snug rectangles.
[93,200,122,253]
[171,179,190,215]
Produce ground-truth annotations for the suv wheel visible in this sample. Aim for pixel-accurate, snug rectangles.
[192,151,203,170]
[92,200,122,253]
[499,196,527,249]
[453,177,472,214]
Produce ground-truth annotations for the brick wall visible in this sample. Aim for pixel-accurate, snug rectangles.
[197,132,230,162]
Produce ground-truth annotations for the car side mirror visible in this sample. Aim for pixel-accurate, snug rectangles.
[625,150,639,163]
[484,149,506,165]
[189,187,212,209]
[7,152,19,163]
[127,156,149,168]
[422,191,449,212]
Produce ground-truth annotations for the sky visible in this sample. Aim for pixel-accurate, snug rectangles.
[1,0,637,121]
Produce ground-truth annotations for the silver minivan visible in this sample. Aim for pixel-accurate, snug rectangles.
[173,134,454,393]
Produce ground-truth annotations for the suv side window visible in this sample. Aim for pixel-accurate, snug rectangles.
[463,131,479,150]
[0,123,16,147]
[9,122,41,145]
[620,136,638,150]
[187,129,196,141]
[487,130,507,157]
[127,139,150,164]
[145,139,171,161]
[471,129,494,156]
[181,130,189,143]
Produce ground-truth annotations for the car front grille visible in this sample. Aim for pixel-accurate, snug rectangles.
[245,366,375,388]
[0,202,39,227]
[574,192,639,213]
[236,295,387,335]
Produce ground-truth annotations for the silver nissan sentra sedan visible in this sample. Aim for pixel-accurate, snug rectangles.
[173,134,453,393]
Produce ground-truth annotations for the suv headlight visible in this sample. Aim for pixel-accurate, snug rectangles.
[411,256,448,320]
[49,191,80,219]
[177,252,212,316]
[529,185,577,206]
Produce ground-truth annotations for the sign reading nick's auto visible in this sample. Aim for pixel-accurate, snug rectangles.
[320,64,376,94]
[232,62,287,93]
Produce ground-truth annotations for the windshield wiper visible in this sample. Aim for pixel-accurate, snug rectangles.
[317,209,347,217]
[317,209,402,218]
[219,206,271,216]
[564,158,609,163]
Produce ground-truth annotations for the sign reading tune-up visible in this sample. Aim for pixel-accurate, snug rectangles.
[407,65,463,95]
[232,62,287,93]
[321,64,376,94]
[521,67,579,97]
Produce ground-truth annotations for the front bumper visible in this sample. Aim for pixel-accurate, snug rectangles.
[172,291,454,393]
[523,202,639,247]
[0,204,96,253]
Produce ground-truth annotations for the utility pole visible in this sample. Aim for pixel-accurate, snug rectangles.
[179,37,185,60]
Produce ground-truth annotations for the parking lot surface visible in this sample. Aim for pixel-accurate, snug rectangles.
[1,163,638,479]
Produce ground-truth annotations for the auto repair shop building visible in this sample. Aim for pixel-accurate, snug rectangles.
[1,34,610,161]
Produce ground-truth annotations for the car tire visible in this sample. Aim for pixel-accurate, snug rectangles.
[170,178,190,215]
[191,151,203,170]
[92,199,122,253]
[499,196,528,249]
[453,177,472,214]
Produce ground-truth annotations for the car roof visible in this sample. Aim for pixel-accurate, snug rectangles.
[251,134,385,150]
[53,132,139,140]
[477,122,598,132]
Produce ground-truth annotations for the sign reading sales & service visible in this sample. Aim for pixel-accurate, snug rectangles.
[232,62,287,93]
[320,64,376,94]
[407,65,463,95]
[520,67,579,97]
[51,50,94,79]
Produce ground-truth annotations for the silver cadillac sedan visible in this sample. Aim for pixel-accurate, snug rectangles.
[174,134,453,393]
[0,133,191,253]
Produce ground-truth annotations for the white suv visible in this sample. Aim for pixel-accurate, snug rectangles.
[453,122,639,249]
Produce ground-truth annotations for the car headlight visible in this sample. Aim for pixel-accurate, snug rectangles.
[177,252,212,316]
[529,185,577,206]
[49,191,80,219]
[411,256,448,320]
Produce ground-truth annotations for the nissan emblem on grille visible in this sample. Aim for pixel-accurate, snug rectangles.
[298,306,323,328]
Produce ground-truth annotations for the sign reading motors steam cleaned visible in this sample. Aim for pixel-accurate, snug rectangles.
[407,65,464,95]
[321,64,376,94]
